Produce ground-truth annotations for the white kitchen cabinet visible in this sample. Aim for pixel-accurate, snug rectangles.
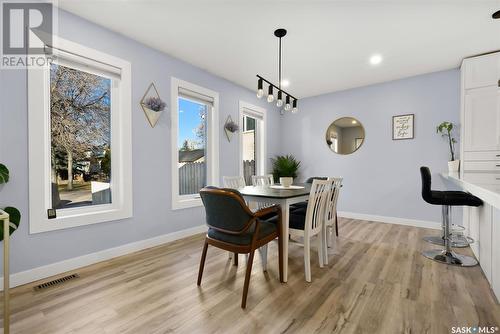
[463,86,500,152]
[479,204,493,284]
[468,206,480,260]
[492,208,500,299]
[463,53,500,90]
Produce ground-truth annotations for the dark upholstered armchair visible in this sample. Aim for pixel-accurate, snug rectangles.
[197,187,283,308]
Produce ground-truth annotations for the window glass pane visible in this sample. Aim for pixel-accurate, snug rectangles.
[242,115,256,185]
[244,116,256,132]
[50,63,112,209]
[178,97,207,195]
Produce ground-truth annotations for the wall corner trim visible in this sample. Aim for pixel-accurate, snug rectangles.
[0,224,207,290]
[338,211,441,230]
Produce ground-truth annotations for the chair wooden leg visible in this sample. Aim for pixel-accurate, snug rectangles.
[317,234,324,268]
[304,237,312,282]
[323,227,329,265]
[259,245,268,272]
[233,253,238,266]
[241,250,255,308]
[197,240,209,286]
[335,213,339,237]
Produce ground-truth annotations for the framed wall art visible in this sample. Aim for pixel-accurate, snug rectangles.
[392,114,414,140]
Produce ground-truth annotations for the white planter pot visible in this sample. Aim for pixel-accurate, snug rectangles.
[279,177,293,187]
[448,160,460,173]
[142,106,163,128]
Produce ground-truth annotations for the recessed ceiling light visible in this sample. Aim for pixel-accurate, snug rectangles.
[352,120,357,124]
[369,54,383,65]
[281,79,290,87]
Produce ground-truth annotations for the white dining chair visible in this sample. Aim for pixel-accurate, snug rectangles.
[289,179,333,282]
[251,174,274,186]
[223,176,246,189]
[323,177,342,265]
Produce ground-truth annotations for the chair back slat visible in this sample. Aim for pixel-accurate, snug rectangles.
[200,187,253,233]
[252,174,274,186]
[223,176,246,189]
[325,177,343,224]
[305,179,333,235]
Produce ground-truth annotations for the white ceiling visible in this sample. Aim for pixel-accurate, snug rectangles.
[58,0,500,98]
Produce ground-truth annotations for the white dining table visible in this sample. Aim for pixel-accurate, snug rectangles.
[239,184,311,282]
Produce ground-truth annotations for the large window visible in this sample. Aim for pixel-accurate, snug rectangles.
[29,37,132,233]
[50,63,112,209]
[171,78,219,209]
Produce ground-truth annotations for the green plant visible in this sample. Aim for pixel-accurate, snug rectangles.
[436,121,457,161]
[271,155,301,181]
[0,163,20,241]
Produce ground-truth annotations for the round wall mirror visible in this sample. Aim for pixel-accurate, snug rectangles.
[325,117,365,155]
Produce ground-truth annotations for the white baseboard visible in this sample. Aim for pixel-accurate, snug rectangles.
[338,211,441,230]
[0,224,207,290]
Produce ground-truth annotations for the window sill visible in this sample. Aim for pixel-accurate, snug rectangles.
[172,196,202,210]
[30,206,133,234]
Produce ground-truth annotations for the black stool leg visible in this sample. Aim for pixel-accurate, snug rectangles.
[422,205,478,267]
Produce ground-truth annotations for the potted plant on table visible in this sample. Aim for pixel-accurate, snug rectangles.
[437,121,459,172]
[271,155,301,187]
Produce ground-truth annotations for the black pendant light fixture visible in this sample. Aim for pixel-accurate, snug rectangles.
[256,28,298,114]
[493,10,500,19]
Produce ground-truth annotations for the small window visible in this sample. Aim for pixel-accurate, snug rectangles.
[171,78,219,209]
[239,102,266,184]
[28,37,132,233]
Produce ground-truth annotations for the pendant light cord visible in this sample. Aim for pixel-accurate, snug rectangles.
[278,36,282,90]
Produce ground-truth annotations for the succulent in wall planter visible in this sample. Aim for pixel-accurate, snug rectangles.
[0,163,20,241]
[437,121,459,173]
[271,155,301,187]
[224,115,239,142]
[140,83,167,128]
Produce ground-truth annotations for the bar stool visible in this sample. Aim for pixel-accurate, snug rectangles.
[419,167,482,266]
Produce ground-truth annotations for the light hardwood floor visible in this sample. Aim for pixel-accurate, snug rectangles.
[2,219,500,334]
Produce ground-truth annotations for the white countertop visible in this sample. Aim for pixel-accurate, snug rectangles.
[441,172,500,209]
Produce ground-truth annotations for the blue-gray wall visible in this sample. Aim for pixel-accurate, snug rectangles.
[280,69,461,223]
[0,10,281,275]
[0,9,461,276]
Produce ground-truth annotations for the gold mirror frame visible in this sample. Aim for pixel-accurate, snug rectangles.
[325,117,365,155]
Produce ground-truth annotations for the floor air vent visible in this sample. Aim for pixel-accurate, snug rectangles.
[34,273,79,291]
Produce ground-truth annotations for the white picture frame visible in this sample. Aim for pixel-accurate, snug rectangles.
[392,114,414,140]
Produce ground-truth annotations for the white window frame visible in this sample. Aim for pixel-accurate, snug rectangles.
[28,36,132,234]
[239,101,266,177]
[171,77,219,210]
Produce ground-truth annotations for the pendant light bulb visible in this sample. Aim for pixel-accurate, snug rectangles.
[267,85,274,103]
[257,78,264,98]
[276,90,283,107]
[284,95,291,111]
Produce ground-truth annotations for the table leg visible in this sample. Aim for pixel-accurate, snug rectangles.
[281,201,289,282]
